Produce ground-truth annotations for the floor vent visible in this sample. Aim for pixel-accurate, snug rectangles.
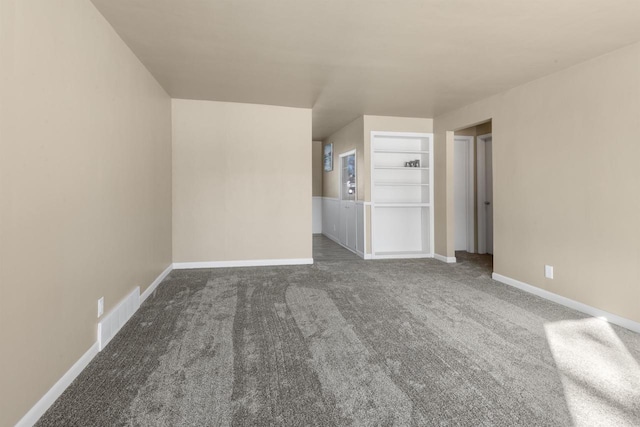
[97,287,140,351]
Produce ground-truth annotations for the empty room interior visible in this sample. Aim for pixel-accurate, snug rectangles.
[2,1,640,426]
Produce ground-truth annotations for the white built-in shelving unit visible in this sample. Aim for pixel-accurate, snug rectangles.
[370,132,434,259]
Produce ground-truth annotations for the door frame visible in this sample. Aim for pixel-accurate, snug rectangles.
[454,135,475,253]
[476,133,492,254]
[339,149,357,251]
[339,149,357,201]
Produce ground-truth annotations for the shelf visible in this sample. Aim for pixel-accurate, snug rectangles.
[374,202,431,207]
[371,133,434,259]
[374,167,429,170]
[373,150,429,154]
[375,182,429,186]
[373,251,432,259]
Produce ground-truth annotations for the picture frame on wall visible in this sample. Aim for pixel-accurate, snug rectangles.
[324,143,333,171]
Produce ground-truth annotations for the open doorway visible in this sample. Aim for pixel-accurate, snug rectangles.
[453,121,493,263]
[313,142,360,262]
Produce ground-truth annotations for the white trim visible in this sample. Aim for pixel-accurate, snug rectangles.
[140,264,173,303]
[466,137,474,253]
[492,273,640,334]
[428,136,435,256]
[374,253,433,260]
[338,149,358,253]
[173,258,314,269]
[434,253,457,263]
[339,149,357,157]
[454,135,475,253]
[15,343,99,427]
[362,203,369,258]
[476,133,492,255]
[477,136,487,254]
[323,230,367,260]
[370,131,434,138]
[323,230,341,245]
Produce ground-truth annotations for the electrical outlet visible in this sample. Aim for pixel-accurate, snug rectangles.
[545,265,554,279]
[97,297,104,318]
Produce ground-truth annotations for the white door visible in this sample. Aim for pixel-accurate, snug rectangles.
[454,136,474,252]
[339,151,357,251]
[485,138,493,254]
[477,134,493,255]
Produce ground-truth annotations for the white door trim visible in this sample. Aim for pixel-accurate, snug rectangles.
[339,149,357,251]
[477,133,492,254]
[454,135,475,253]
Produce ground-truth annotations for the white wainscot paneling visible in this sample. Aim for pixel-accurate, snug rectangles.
[312,197,323,234]
[356,202,365,255]
[322,197,340,242]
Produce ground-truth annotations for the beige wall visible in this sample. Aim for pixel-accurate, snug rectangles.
[322,117,364,200]
[312,141,323,197]
[172,99,312,263]
[434,41,640,323]
[0,1,173,425]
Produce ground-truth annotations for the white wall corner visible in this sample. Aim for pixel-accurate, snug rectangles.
[140,263,173,303]
[492,273,640,334]
[434,253,457,263]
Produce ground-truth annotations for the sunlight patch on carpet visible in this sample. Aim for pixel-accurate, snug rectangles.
[545,318,640,426]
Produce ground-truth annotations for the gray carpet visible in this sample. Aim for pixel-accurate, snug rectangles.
[36,250,640,426]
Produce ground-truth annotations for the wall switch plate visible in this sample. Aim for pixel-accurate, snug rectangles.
[545,265,554,279]
[97,297,104,318]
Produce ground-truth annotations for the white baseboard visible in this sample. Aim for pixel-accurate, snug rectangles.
[323,232,340,245]
[322,232,368,260]
[172,258,314,269]
[435,253,457,263]
[492,273,640,334]
[16,264,174,426]
[140,264,173,303]
[356,250,373,260]
[373,253,433,260]
[15,342,99,427]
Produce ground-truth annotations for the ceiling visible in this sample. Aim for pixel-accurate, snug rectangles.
[91,0,640,139]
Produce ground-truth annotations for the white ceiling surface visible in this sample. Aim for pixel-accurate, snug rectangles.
[91,0,640,139]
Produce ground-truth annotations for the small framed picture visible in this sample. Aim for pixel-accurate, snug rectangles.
[324,143,333,171]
